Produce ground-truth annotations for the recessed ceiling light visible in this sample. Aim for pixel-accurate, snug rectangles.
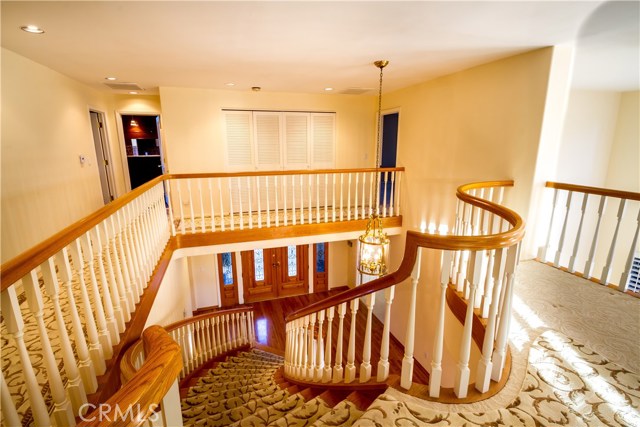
[129,91,138,95]
[324,87,334,91]
[225,83,235,87]
[20,25,45,34]
[105,77,117,81]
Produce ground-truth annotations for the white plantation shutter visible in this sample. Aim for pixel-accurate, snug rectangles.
[284,113,310,169]
[224,111,253,169]
[254,112,282,170]
[311,113,335,168]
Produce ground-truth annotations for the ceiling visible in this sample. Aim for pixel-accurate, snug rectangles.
[2,1,638,95]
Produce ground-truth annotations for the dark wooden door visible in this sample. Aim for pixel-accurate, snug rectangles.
[313,243,329,292]
[217,253,239,307]
[242,246,309,302]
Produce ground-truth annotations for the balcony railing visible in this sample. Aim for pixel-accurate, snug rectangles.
[0,167,403,426]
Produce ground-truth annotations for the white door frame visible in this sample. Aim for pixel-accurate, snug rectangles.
[89,109,117,203]
[115,110,165,192]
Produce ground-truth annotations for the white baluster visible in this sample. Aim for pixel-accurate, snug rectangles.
[291,175,296,225]
[323,307,334,383]
[55,249,98,393]
[354,173,359,220]
[115,212,138,307]
[568,193,589,272]
[359,293,375,383]
[225,314,232,351]
[601,199,627,285]
[229,178,235,230]
[377,286,395,382]
[177,180,186,234]
[401,248,422,390]
[92,226,120,342]
[315,174,320,223]
[344,299,359,383]
[215,316,223,354]
[0,370,20,427]
[332,174,336,222]
[538,188,558,261]
[165,180,176,236]
[22,270,76,425]
[476,247,508,393]
[218,178,226,231]
[300,175,304,225]
[124,206,144,298]
[454,251,482,398]
[68,240,107,373]
[1,287,52,426]
[368,171,374,216]
[481,249,495,318]
[208,178,216,232]
[80,233,115,352]
[266,176,271,227]
[187,179,196,233]
[492,245,518,382]
[93,226,125,336]
[41,257,88,413]
[620,207,640,291]
[554,191,573,267]
[198,179,206,233]
[106,219,131,321]
[347,173,352,220]
[361,171,366,219]
[308,174,313,224]
[389,172,396,216]
[307,313,316,380]
[429,250,451,397]
[324,174,329,223]
[333,303,346,382]
[315,311,325,381]
[279,175,284,226]
[383,171,389,217]
[340,173,344,221]
[239,178,245,230]
[300,316,308,379]
[395,171,402,217]
[275,175,279,227]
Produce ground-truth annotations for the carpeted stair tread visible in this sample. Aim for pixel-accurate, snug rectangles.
[198,371,274,385]
[309,399,364,427]
[242,349,284,362]
[268,395,333,426]
[186,378,280,400]
[188,389,291,427]
[229,393,307,426]
[227,356,282,367]
[182,383,281,411]
[207,365,279,376]
[189,374,285,395]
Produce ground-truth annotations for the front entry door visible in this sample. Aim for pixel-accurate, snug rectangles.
[242,245,309,302]
[217,253,239,307]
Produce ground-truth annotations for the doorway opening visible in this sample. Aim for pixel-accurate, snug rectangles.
[89,110,115,204]
[120,114,164,190]
[380,111,399,206]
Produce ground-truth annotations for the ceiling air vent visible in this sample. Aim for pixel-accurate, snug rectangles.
[104,82,144,91]
[340,87,374,95]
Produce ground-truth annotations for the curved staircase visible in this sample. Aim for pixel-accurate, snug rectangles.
[180,349,376,427]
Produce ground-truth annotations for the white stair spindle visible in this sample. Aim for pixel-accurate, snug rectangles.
[308,174,313,224]
[291,175,296,225]
[187,179,196,233]
[307,313,316,380]
[454,251,482,398]
[568,194,589,272]
[218,178,226,231]
[55,249,98,393]
[368,171,374,216]
[282,175,286,226]
[229,178,236,230]
[377,286,395,382]
[620,207,640,291]
[214,316,222,354]
[266,176,271,227]
[601,198,627,285]
[340,173,344,221]
[316,174,320,224]
[275,175,279,227]
[41,258,89,414]
[315,311,325,381]
[354,173,359,220]
[1,287,52,427]
[401,248,422,390]
[116,211,138,306]
[165,180,176,236]
[300,175,304,225]
[0,370,20,427]
[124,207,144,298]
[80,233,114,355]
[324,174,329,223]
[554,191,573,267]
[208,178,216,232]
[360,293,375,383]
[92,226,120,342]
[239,178,245,230]
[323,307,334,383]
[300,316,308,379]
[106,219,132,320]
[492,245,518,382]
[177,180,186,234]
[476,247,508,393]
[347,173,352,220]
[344,299,359,383]
[197,179,205,233]
[383,171,388,217]
[481,249,495,318]
[538,188,558,261]
[333,303,346,383]
[68,240,107,373]
[395,171,402,217]
[332,174,337,222]
[225,314,232,351]
[361,171,366,219]
[429,250,452,397]
[389,172,396,216]
[23,270,76,425]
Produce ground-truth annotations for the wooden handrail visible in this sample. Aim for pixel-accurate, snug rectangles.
[78,326,182,427]
[286,180,525,322]
[0,176,165,290]
[546,181,640,201]
[121,306,254,382]
[166,167,404,180]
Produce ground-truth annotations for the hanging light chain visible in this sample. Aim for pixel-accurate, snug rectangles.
[374,60,388,216]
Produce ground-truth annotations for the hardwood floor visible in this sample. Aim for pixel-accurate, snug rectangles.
[250,289,430,384]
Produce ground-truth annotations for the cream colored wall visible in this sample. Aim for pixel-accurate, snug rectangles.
[328,241,350,288]
[555,90,621,186]
[381,48,556,386]
[188,254,220,310]
[158,87,376,173]
[607,91,640,192]
[1,48,114,262]
[144,256,192,328]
